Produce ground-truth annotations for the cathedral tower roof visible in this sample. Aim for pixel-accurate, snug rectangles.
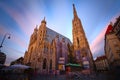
[41,17,46,24]
[73,4,78,18]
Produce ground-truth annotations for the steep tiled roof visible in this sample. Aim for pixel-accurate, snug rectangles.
[105,24,113,35]
[95,55,107,61]
[113,16,120,28]
[46,27,72,44]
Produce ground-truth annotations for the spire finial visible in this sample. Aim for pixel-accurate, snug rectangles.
[41,16,46,24]
[36,25,38,28]
[73,4,75,7]
[44,17,45,21]
[34,25,38,31]
[73,4,78,18]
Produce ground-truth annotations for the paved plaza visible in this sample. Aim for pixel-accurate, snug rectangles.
[1,71,119,80]
[31,72,119,80]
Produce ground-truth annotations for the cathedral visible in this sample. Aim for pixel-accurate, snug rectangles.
[23,4,94,73]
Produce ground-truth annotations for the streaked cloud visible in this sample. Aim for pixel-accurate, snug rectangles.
[0,3,32,36]
[0,25,27,50]
[90,26,107,58]
[0,0,120,65]
[3,46,24,65]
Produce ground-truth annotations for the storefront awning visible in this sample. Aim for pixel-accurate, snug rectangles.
[66,63,81,67]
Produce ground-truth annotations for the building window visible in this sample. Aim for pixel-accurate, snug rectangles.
[113,41,117,45]
[119,54,120,57]
[74,23,76,26]
[38,57,41,62]
[50,48,53,54]
[116,46,120,51]
[43,58,47,69]
[33,58,35,60]
[77,37,79,48]
[31,47,33,53]
[118,34,120,39]
[44,46,48,53]
[39,42,41,46]
[50,59,52,70]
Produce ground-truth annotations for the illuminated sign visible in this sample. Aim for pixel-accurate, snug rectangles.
[58,64,65,70]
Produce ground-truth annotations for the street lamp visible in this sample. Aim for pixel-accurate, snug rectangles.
[0,33,11,49]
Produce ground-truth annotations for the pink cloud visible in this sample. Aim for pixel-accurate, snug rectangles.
[4,46,24,65]
[0,25,9,35]
[90,26,107,56]
[0,25,27,49]
[90,14,120,57]
[10,34,28,49]
[0,3,35,36]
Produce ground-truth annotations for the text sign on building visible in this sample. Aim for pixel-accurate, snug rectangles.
[83,61,89,65]
[58,57,65,64]
[83,61,90,69]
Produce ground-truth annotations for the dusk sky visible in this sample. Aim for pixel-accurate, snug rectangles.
[0,0,120,65]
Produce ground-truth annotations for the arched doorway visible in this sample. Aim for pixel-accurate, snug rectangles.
[50,59,52,70]
[43,58,47,69]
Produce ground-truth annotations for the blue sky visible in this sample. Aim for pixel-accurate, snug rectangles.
[0,0,120,65]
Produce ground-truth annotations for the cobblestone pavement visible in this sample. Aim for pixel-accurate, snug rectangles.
[31,74,67,80]
[30,73,107,80]
[32,74,97,80]
[0,72,119,80]
[31,72,119,80]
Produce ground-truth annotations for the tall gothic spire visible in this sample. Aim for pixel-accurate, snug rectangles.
[73,4,78,18]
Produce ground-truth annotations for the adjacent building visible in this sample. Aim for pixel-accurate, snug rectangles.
[0,52,6,64]
[105,22,120,70]
[94,55,109,72]
[10,57,24,65]
[112,16,120,40]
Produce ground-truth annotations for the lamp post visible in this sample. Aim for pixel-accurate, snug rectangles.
[0,33,11,49]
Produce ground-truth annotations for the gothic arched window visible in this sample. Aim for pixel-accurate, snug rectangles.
[77,37,79,48]
[50,59,52,70]
[31,47,33,53]
[43,58,47,69]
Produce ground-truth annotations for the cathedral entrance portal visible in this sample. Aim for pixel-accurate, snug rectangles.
[43,58,47,69]
[50,59,52,70]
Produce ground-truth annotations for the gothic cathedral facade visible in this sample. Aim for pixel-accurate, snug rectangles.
[24,4,94,73]
[23,18,71,73]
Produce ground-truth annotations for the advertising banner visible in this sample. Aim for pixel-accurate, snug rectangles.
[83,61,89,65]
[58,57,65,64]
[83,61,90,69]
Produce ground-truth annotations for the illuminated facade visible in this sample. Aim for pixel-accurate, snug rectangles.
[105,23,120,69]
[94,55,109,72]
[24,18,71,73]
[24,4,94,73]
[72,4,94,71]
